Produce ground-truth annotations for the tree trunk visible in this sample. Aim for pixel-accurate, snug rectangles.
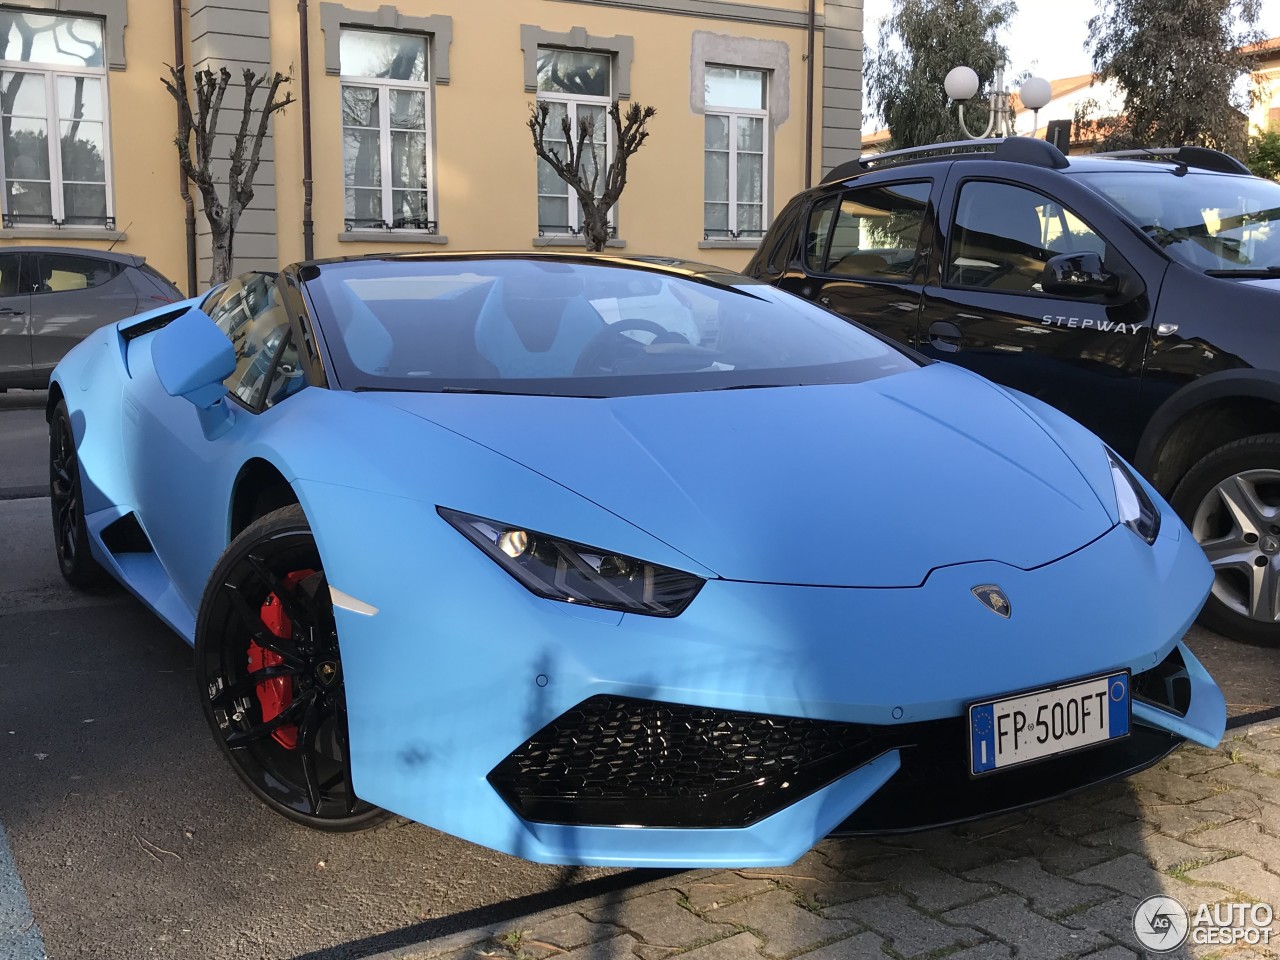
[581,203,609,253]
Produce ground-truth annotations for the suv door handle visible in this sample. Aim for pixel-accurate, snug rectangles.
[928,320,964,353]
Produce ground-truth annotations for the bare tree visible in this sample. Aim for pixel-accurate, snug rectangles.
[163,65,294,284]
[528,99,656,253]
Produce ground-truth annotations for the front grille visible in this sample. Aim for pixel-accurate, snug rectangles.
[487,696,909,828]
[489,649,1195,830]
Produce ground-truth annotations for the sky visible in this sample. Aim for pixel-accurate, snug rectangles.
[859,0,1280,131]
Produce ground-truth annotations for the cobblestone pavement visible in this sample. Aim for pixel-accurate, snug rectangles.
[377,724,1280,960]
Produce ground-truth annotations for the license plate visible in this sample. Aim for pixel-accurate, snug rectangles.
[969,672,1130,776]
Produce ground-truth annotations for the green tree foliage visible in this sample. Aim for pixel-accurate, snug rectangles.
[1085,0,1261,153]
[865,0,1017,149]
[1247,129,1280,180]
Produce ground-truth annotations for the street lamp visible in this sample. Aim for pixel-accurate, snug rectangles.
[945,64,1052,139]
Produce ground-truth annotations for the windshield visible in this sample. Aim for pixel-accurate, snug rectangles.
[303,257,918,397]
[1076,170,1280,273]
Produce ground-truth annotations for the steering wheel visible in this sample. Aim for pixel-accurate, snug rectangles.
[574,318,685,375]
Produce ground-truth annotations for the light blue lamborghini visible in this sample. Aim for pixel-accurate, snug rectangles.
[48,253,1225,868]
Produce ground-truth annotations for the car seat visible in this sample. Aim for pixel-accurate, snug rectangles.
[473,271,605,378]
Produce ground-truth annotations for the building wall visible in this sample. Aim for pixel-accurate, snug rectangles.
[0,0,860,292]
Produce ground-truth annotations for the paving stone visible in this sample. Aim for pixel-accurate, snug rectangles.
[1081,826,1215,872]
[1229,745,1280,777]
[1162,750,1234,778]
[584,891,727,949]
[1011,836,1118,875]
[667,932,762,960]
[908,832,1016,873]
[1196,762,1280,797]
[1054,807,1138,838]
[1098,794,1229,839]
[966,857,1106,915]
[632,946,677,960]
[828,895,982,958]
[678,874,776,912]
[1186,856,1280,905]
[797,932,892,959]
[741,850,845,884]
[782,877,887,908]
[1130,769,1217,804]
[1071,853,1206,905]
[1185,821,1280,872]
[524,913,624,956]
[943,944,1014,960]
[818,837,909,874]
[1190,789,1271,822]
[552,934,642,960]
[1062,894,1151,955]
[884,857,998,911]
[709,889,858,959]
[1080,948,1138,960]
[944,894,1107,960]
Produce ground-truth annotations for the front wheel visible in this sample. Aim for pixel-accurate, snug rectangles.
[48,400,108,588]
[1171,434,1280,646]
[195,504,388,830]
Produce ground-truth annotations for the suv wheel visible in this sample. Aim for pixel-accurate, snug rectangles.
[1171,434,1280,645]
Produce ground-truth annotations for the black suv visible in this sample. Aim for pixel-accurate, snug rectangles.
[747,138,1280,644]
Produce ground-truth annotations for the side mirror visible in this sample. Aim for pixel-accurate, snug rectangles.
[1040,252,1121,299]
[151,308,235,410]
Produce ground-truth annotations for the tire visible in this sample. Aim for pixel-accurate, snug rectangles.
[1170,433,1280,646]
[48,400,109,589]
[195,504,389,831]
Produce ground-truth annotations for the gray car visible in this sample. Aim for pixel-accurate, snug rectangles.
[0,247,182,390]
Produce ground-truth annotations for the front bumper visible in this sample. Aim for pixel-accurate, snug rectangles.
[298,480,1224,868]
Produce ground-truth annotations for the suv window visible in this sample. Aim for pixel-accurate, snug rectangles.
[947,181,1106,293]
[31,253,121,293]
[209,273,293,409]
[807,182,931,281]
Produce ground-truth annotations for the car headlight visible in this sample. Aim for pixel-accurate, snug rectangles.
[439,508,705,617]
[1106,449,1160,545]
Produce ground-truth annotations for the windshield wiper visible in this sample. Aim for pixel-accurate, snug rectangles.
[1205,266,1280,278]
[694,383,798,393]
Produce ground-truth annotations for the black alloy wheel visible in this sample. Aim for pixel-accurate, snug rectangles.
[1172,433,1280,646]
[49,400,108,588]
[195,504,387,830]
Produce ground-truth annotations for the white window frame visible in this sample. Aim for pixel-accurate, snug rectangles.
[704,70,769,242]
[0,59,114,228]
[340,34,435,233]
[535,48,614,238]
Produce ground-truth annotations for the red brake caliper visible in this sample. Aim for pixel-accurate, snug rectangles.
[247,569,316,750]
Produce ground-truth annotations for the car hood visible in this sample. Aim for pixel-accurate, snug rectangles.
[363,364,1115,587]
[1239,277,1280,292]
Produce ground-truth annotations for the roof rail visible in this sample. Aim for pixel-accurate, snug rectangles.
[820,136,1069,185]
[1092,146,1252,176]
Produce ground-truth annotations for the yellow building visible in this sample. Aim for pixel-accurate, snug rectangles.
[0,0,863,295]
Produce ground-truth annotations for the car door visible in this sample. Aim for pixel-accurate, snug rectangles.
[29,252,140,379]
[125,274,299,612]
[917,165,1167,454]
[0,253,31,384]
[777,178,935,348]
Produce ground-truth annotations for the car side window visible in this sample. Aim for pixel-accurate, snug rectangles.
[208,274,293,410]
[947,181,1108,293]
[809,182,932,281]
[0,254,21,297]
[31,254,121,294]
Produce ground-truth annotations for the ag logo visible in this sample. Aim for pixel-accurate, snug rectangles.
[1133,895,1189,952]
[971,584,1011,619]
